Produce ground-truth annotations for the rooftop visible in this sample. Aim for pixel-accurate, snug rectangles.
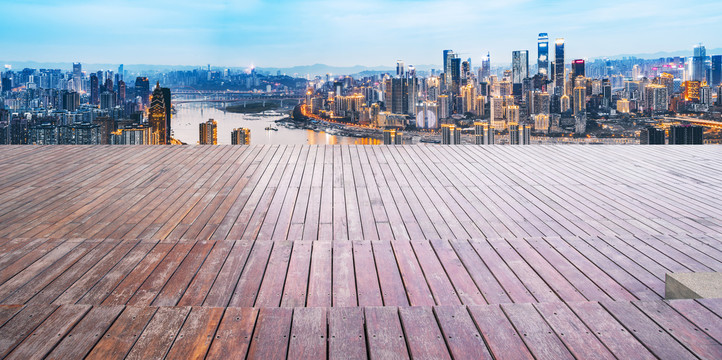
[0,144,720,358]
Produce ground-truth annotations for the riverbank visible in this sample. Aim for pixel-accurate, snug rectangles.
[225,102,278,114]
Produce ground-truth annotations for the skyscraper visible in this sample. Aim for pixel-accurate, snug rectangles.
[118,64,124,81]
[90,74,100,105]
[443,50,455,91]
[148,82,168,144]
[135,77,150,105]
[231,128,251,145]
[481,52,491,80]
[711,55,721,87]
[72,62,82,92]
[450,57,461,95]
[537,33,549,76]
[396,60,405,78]
[554,39,565,94]
[692,44,707,82]
[572,59,585,78]
[512,50,529,96]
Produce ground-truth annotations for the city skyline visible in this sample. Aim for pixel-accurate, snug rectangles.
[2,0,721,68]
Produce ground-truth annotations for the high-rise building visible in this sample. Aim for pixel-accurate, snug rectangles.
[135,77,150,105]
[508,123,520,145]
[534,114,549,133]
[441,124,458,145]
[90,74,100,105]
[443,50,455,91]
[554,39,565,94]
[118,64,124,81]
[474,122,485,145]
[481,52,491,80]
[148,82,168,144]
[72,62,82,92]
[617,98,630,113]
[384,78,409,114]
[573,86,586,115]
[640,127,665,145]
[644,84,668,114]
[538,33,549,76]
[683,81,701,101]
[199,119,218,145]
[692,44,707,82]
[231,128,250,145]
[118,80,126,103]
[572,59,585,78]
[451,57,461,95]
[669,125,703,144]
[711,55,722,87]
[396,60,405,78]
[512,50,529,96]
[490,97,505,130]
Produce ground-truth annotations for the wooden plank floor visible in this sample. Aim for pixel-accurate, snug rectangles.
[1,145,721,359]
[0,145,720,240]
[0,301,719,359]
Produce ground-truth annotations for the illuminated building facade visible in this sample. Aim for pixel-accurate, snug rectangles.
[572,59,585,78]
[617,98,630,113]
[148,82,168,144]
[554,38,565,94]
[231,128,251,145]
[512,50,529,96]
[199,119,217,145]
[683,81,701,101]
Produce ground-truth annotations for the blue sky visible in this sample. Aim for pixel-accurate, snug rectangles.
[1,0,720,68]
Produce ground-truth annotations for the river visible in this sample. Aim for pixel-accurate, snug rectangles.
[172,102,381,145]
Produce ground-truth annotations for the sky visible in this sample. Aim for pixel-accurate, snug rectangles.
[1,0,721,68]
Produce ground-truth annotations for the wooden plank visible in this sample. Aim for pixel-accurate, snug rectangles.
[0,304,23,328]
[490,239,559,302]
[332,240,357,307]
[328,307,367,360]
[391,240,435,306]
[228,241,273,307]
[178,240,235,306]
[434,305,493,359]
[151,241,215,306]
[306,241,332,307]
[566,301,656,359]
[352,240,383,306]
[203,241,253,307]
[287,307,327,359]
[364,306,409,360]
[669,299,722,343]
[410,240,462,305]
[601,300,696,360]
[125,306,191,360]
[206,307,258,360]
[280,241,312,307]
[165,306,225,359]
[430,240,486,305]
[633,300,722,359]
[448,240,511,304]
[85,306,158,360]
[534,301,616,359]
[45,305,125,360]
[398,306,451,360]
[96,242,170,306]
[246,307,293,360]
[255,241,293,307]
[370,241,409,306]
[500,303,575,360]
[468,240,536,303]
[0,304,58,358]
[127,241,194,306]
[6,304,90,360]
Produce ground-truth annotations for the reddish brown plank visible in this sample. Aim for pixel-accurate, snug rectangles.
[125,306,191,360]
[468,304,535,360]
[165,306,225,359]
[370,241,409,306]
[392,241,435,306]
[280,241,312,307]
[228,240,273,307]
[85,306,158,360]
[7,304,90,359]
[306,241,332,307]
[206,307,258,360]
[399,306,451,359]
[287,307,327,359]
[365,306,409,360]
[45,305,125,360]
[669,299,722,344]
[332,241,357,307]
[255,241,293,307]
[434,305,493,359]
[328,307,367,360]
[203,241,253,307]
[246,307,293,360]
[534,301,615,359]
[178,241,234,306]
[0,304,58,358]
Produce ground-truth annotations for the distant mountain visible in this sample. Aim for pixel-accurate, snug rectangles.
[257,63,439,77]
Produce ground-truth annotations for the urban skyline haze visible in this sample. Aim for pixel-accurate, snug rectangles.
[2,0,721,68]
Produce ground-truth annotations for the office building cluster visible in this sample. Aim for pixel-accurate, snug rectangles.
[300,38,721,139]
[0,63,179,145]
